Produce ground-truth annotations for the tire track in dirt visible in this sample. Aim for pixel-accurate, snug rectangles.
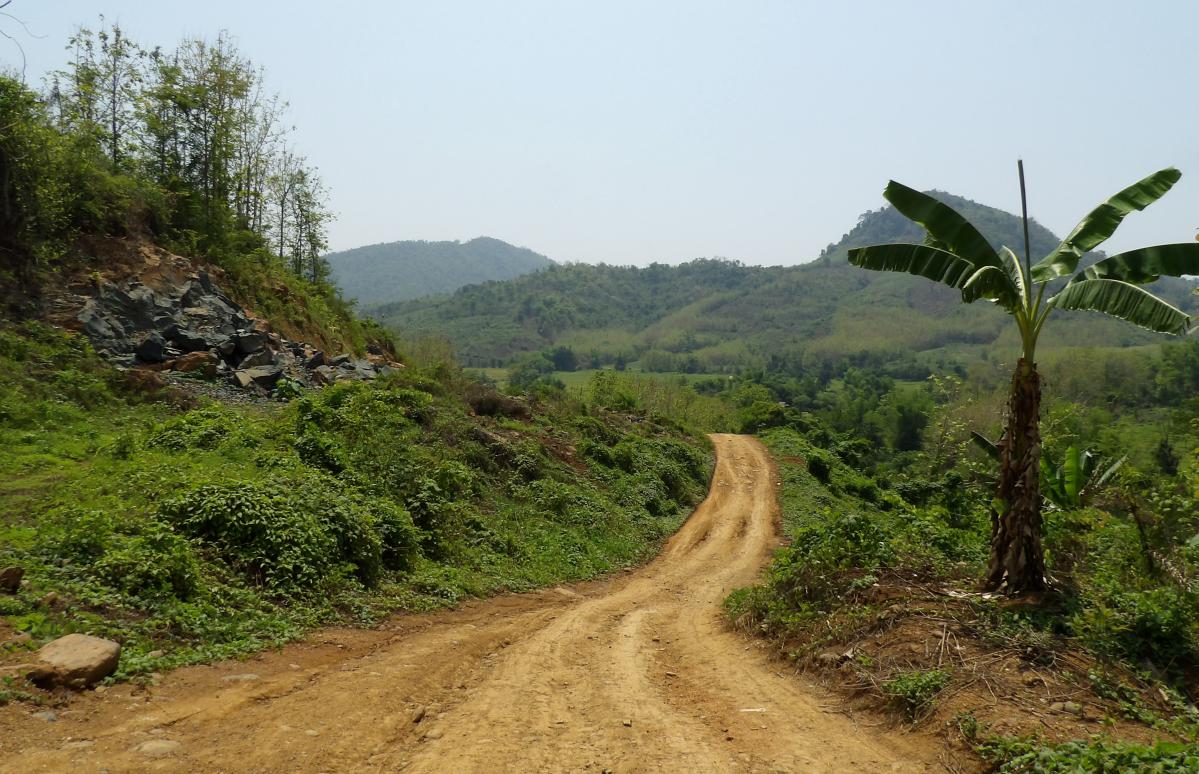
[0,435,938,773]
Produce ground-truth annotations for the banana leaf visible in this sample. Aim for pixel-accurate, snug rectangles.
[1077,242,1199,285]
[883,181,1001,270]
[1032,168,1181,282]
[1049,278,1191,334]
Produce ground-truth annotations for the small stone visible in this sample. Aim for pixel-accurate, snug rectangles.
[305,729,320,737]
[412,705,427,724]
[1049,700,1084,716]
[222,673,259,682]
[32,710,57,722]
[0,566,23,593]
[40,591,60,608]
[136,739,181,758]
[147,650,165,659]
[622,720,633,727]
[423,729,443,740]
[62,740,95,750]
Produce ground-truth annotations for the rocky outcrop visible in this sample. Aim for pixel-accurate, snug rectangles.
[28,633,121,689]
[71,251,402,394]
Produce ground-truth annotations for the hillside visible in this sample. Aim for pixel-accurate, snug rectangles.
[0,40,711,702]
[374,192,1198,375]
[326,237,554,305]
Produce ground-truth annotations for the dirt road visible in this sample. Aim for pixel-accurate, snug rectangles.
[0,434,937,772]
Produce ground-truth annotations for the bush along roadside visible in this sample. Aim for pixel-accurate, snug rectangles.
[0,322,712,689]
[726,424,1199,771]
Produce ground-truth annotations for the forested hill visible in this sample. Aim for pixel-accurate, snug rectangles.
[326,237,554,305]
[374,192,1197,374]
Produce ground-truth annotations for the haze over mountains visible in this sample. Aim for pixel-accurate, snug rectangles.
[325,236,554,306]
[366,192,1197,375]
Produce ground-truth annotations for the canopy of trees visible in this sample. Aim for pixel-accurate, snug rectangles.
[1,20,330,284]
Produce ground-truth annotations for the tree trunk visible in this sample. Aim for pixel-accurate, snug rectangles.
[985,358,1047,594]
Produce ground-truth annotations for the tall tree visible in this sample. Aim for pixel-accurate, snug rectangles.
[848,165,1199,594]
[95,20,141,168]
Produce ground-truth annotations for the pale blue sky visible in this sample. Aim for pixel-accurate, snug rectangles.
[4,1,1197,265]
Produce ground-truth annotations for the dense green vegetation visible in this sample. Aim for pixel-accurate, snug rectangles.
[722,339,1199,767]
[327,237,554,306]
[0,322,710,682]
[372,192,1197,376]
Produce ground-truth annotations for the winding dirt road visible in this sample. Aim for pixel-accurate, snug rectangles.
[0,435,937,772]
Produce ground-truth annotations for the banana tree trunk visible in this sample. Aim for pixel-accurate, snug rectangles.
[985,358,1048,593]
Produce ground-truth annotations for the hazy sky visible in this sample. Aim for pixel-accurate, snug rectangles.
[4,1,1197,265]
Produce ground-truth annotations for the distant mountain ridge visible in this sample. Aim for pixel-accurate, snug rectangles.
[371,193,1197,374]
[325,236,554,305]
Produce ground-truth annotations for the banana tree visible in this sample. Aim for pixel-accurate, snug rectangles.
[849,164,1199,594]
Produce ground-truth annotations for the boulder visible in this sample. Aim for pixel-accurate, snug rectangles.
[329,354,351,367]
[304,350,326,369]
[165,325,211,353]
[174,351,218,377]
[311,365,337,385]
[238,349,276,369]
[0,566,22,593]
[213,336,237,360]
[28,634,121,689]
[233,365,282,389]
[135,333,167,363]
[233,330,269,355]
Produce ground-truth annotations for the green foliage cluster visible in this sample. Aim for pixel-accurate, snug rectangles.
[327,237,554,306]
[0,323,711,679]
[979,736,1199,773]
[882,669,951,719]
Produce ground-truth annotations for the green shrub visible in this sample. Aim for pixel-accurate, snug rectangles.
[979,736,1199,773]
[882,669,951,718]
[92,523,201,601]
[159,480,383,593]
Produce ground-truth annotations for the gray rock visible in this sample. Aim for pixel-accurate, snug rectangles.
[234,330,269,354]
[234,365,282,389]
[304,350,326,369]
[165,325,211,353]
[214,336,237,360]
[135,333,167,363]
[311,365,337,385]
[329,353,351,367]
[238,349,276,369]
[0,566,22,593]
[32,710,57,722]
[29,633,121,688]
